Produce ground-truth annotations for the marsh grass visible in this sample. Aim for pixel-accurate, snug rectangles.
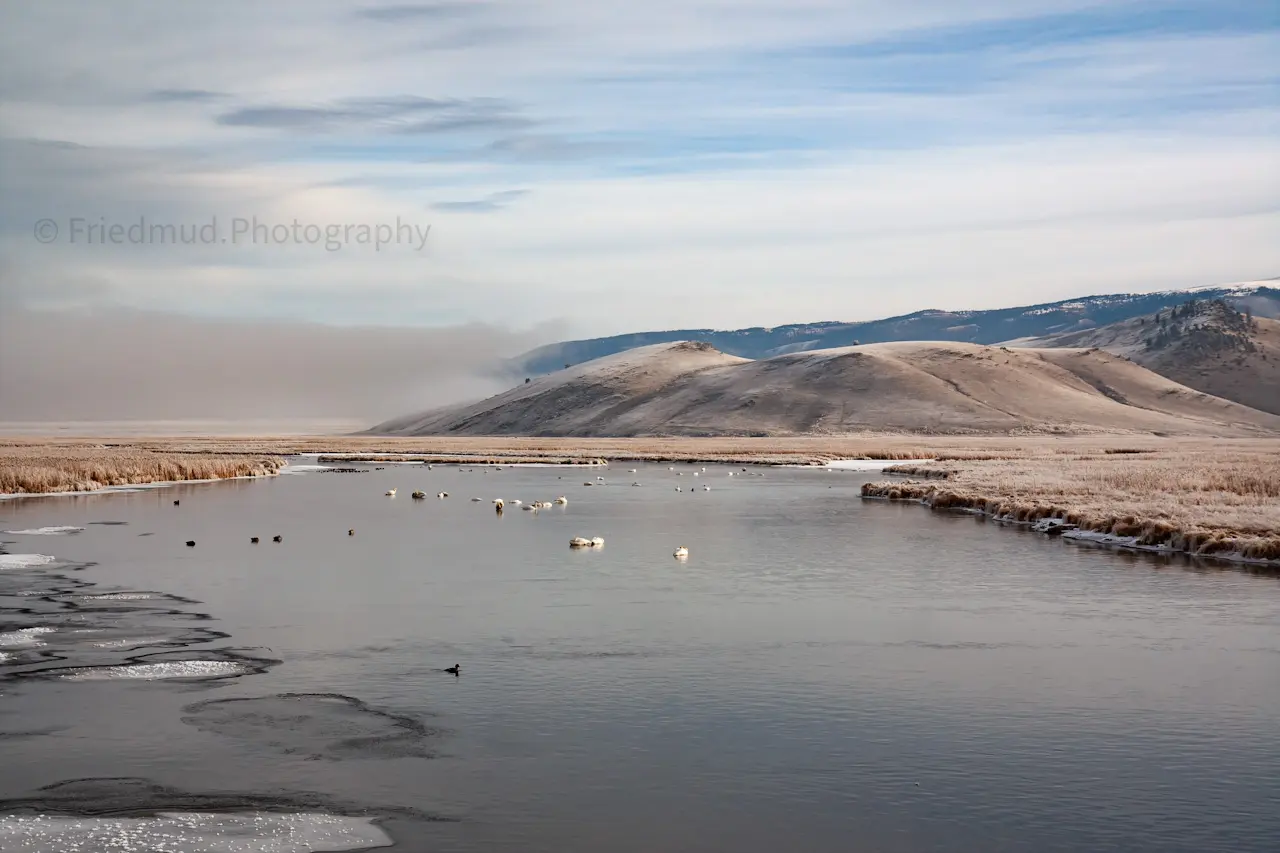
[864,449,1280,563]
[0,447,283,494]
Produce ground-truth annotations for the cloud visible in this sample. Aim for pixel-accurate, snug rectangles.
[354,3,481,22]
[433,189,529,212]
[215,95,527,135]
[147,89,227,103]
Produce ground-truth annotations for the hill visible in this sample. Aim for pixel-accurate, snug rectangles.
[371,340,1280,438]
[1009,298,1280,415]
[515,282,1280,375]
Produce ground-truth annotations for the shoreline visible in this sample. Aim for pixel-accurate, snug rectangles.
[861,472,1280,568]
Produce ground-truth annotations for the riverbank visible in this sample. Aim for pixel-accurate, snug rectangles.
[0,445,283,495]
[863,449,1280,566]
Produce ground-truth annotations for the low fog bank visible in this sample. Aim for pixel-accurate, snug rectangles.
[0,306,560,425]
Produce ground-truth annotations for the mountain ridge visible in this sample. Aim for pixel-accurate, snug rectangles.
[374,339,1280,438]
[514,282,1280,376]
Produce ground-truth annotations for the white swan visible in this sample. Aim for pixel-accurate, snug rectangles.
[693,472,699,477]
[569,537,591,548]
[701,467,707,472]
[596,476,605,481]
[553,496,567,505]
[511,499,523,506]
[673,546,689,558]
[385,488,397,496]
[493,498,505,509]
[590,537,605,547]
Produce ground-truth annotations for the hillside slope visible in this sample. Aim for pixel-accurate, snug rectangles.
[371,340,1280,437]
[516,282,1280,375]
[1010,298,1280,415]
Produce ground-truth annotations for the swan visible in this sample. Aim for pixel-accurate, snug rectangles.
[590,537,605,547]
[596,476,605,481]
[471,497,482,502]
[668,466,675,470]
[539,501,555,508]
[728,472,734,476]
[523,505,537,511]
[673,546,689,558]
[553,496,567,505]
[511,499,523,506]
[493,498,505,507]
[412,490,426,499]
[437,492,448,498]
[385,488,397,496]
[569,537,591,547]
[701,467,707,472]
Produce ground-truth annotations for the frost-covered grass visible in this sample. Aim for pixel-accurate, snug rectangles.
[0,446,283,494]
[865,447,1280,563]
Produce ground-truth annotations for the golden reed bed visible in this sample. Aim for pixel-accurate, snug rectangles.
[0,445,283,495]
[2,434,1276,564]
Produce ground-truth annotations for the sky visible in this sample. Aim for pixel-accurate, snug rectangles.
[0,1,1277,419]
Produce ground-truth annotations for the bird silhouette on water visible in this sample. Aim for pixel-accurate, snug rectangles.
[444,664,461,675]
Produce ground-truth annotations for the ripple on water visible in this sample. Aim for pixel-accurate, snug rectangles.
[0,812,392,852]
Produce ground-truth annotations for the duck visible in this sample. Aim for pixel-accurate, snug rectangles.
[273,534,283,543]
[673,546,689,558]
[632,482,642,487]
[250,536,259,543]
[703,485,710,491]
[437,491,448,498]
[385,488,397,496]
[675,486,682,492]
[348,529,355,536]
[186,540,195,547]
[444,664,460,675]
[174,499,180,506]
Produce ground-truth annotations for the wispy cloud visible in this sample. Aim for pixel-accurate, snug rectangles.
[433,188,529,212]
[0,0,1275,344]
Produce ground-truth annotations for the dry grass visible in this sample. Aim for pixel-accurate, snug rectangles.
[0,446,283,494]
[864,448,1280,564]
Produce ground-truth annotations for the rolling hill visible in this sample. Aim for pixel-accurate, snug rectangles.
[372,340,1280,438]
[515,282,1280,375]
[1009,298,1280,415]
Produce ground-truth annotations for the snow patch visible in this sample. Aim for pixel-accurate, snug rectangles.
[0,812,392,852]
[0,553,57,569]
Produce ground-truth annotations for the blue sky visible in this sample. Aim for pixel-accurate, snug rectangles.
[1,0,1276,336]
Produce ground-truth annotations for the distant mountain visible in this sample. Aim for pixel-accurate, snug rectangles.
[1012,297,1280,415]
[515,282,1280,376]
[372,340,1280,438]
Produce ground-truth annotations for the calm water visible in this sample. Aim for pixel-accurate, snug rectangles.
[2,461,1278,852]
